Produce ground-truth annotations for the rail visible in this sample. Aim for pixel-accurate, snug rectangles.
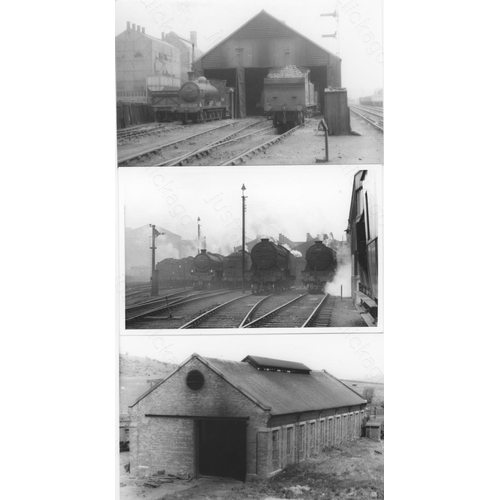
[242,292,309,328]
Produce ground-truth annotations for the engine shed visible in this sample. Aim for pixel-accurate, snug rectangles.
[192,10,341,118]
[129,353,367,482]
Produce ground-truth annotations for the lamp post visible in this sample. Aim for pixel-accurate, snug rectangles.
[241,184,247,293]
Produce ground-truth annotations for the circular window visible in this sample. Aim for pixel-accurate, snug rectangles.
[186,370,204,390]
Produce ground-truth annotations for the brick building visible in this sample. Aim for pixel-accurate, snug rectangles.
[115,22,182,102]
[129,354,367,481]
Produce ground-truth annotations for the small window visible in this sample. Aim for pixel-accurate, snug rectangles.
[186,370,204,390]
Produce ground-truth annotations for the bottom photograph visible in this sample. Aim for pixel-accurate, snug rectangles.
[118,334,384,500]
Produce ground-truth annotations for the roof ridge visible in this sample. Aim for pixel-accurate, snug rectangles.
[194,10,339,66]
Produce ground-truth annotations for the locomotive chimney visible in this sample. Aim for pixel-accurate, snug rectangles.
[190,31,198,47]
[201,249,207,254]
[187,71,195,81]
[261,238,270,242]
[315,240,323,244]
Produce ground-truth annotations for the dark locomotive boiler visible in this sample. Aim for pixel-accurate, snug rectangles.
[302,241,338,293]
[173,77,231,123]
[250,239,296,293]
[192,249,224,289]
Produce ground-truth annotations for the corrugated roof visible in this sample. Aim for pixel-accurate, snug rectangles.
[205,356,366,415]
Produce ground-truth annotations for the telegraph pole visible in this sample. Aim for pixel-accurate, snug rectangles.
[241,184,247,293]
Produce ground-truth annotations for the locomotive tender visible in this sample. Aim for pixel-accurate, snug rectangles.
[173,77,231,123]
[302,241,338,293]
[222,250,252,289]
[263,65,317,127]
[250,238,297,293]
[192,249,224,289]
[156,257,194,287]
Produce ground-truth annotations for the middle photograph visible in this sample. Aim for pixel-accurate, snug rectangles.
[119,165,381,332]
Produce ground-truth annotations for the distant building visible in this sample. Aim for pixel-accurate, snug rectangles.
[115,22,182,102]
[161,31,204,84]
[125,225,182,280]
[129,354,367,481]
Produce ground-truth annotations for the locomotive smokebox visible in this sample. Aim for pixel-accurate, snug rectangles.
[179,79,219,103]
[305,241,336,270]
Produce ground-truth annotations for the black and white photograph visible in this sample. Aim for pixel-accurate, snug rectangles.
[115,0,383,166]
[118,334,384,499]
[118,166,381,331]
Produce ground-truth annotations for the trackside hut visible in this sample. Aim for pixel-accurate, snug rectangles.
[129,354,367,481]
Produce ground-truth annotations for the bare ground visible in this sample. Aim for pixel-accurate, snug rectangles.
[329,298,368,328]
[246,113,383,166]
[118,439,383,500]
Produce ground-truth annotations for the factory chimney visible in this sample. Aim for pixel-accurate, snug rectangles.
[190,31,198,47]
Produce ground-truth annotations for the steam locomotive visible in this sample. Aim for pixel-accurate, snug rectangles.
[302,241,338,293]
[250,238,297,293]
[263,66,317,127]
[173,77,232,123]
[191,249,225,289]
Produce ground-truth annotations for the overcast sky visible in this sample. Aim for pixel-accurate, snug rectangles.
[118,166,380,252]
[115,0,383,99]
[120,333,384,382]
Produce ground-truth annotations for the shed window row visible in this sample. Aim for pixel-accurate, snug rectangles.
[269,410,364,472]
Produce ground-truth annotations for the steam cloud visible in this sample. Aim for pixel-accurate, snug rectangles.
[324,244,351,297]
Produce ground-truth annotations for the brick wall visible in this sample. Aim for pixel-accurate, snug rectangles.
[129,356,269,478]
[265,409,366,474]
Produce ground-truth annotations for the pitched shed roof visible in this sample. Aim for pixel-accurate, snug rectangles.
[206,356,365,415]
[131,353,366,414]
[195,10,340,67]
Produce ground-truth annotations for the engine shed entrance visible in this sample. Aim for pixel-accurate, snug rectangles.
[193,10,341,119]
[196,419,247,481]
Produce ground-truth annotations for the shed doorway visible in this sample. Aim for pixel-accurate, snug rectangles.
[197,419,247,481]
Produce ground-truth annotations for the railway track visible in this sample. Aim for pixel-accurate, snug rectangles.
[350,105,384,132]
[301,294,335,328]
[155,120,273,166]
[117,120,250,166]
[219,122,303,166]
[125,288,194,311]
[242,292,335,328]
[125,289,234,325]
[117,123,183,143]
[179,293,271,329]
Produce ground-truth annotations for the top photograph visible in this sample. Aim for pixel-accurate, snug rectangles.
[115,0,383,167]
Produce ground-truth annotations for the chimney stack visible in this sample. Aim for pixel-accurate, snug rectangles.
[190,31,198,47]
[132,23,136,30]
[137,25,141,32]
[127,21,131,30]
[161,32,164,40]
[142,27,145,34]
